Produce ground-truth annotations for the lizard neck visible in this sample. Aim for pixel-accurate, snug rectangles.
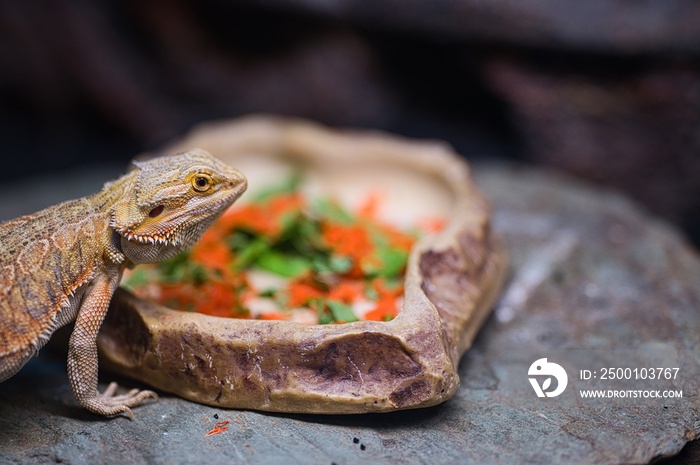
[84,170,138,268]
[88,170,138,213]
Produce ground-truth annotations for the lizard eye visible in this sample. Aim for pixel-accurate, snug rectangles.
[149,205,165,218]
[191,173,213,193]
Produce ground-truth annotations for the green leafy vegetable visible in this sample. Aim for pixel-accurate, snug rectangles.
[327,300,359,323]
[254,250,313,278]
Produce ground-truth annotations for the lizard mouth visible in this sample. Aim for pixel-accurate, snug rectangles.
[120,230,176,245]
[113,222,181,246]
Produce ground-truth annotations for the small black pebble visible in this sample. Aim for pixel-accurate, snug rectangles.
[360,444,366,451]
[214,413,219,419]
[353,437,359,444]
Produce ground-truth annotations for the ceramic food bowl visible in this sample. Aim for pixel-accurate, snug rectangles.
[97,115,507,414]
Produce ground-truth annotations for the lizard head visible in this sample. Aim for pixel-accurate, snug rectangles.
[111,148,247,264]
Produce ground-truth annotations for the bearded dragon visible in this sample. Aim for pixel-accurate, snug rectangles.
[0,149,247,419]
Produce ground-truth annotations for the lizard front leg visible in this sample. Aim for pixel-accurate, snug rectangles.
[67,270,157,419]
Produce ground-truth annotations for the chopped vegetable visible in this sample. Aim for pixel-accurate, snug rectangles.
[327,300,359,323]
[122,179,445,323]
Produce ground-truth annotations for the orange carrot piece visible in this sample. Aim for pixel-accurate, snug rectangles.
[327,279,364,303]
[216,192,304,238]
[321,223,373,259]
[190,234,232,272]
[379,225,416,252]
[364,294,399,321]
[217,204,279,237]
[321,222,374,278]
[287,281,324,307]
[268,192,304,216]
[372,278,404,298]
[194,282,239,317]
[357,191,382,219]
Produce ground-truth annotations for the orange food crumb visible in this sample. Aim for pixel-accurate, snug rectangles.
[205,420,230,438]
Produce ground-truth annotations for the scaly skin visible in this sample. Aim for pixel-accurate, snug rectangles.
[0,149,247,419]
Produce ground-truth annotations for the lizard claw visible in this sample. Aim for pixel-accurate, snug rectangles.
[83,382,158,419]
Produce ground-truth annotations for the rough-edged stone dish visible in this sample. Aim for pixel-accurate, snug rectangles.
[97,115,508,414]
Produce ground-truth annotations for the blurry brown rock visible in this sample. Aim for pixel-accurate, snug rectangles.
[1,0,698,244]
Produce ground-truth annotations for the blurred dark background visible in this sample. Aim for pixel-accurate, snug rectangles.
[1,0,699,246]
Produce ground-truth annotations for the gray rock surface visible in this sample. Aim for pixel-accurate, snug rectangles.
[0,163,698,465]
